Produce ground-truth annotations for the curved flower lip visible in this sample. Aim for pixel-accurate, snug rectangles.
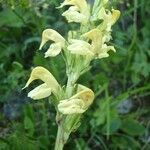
[28,83,51,100]
[82,28,103,53]
[82,28,116,59]
[97,44,116,59]
[111,9,121,25]
[62,6,88,23]
[82,28,102,41]
[23,66,61,100]
[59,0,90,24]
[39,29,65,57]
[59,0,88,13]
[58,84,94,114]
[67,39,94,56]
[98,8,121,30]
[44,43,62,58]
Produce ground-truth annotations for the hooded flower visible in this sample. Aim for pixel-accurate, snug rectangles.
[23,66,61,100]
[58,84,94,114]
[67,39,94,56]
[66,28,116,59]
[39,29,65,57]
[59,0,90,24]
[82,28,116,59]
[98,8,121,32]
[83,28,102,53]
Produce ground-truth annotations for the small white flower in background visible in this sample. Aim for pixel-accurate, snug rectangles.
[23,66,61,99]
[58,84,94,114]
[39,29,65,57]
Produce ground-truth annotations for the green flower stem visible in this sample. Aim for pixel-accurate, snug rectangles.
[66,72,78,98]
[54,123,70,150]
[55,72,79,150]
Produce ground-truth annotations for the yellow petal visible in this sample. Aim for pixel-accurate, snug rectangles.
[102,32,112,43]
[99,8,120,27]
[98,7,107,20]
[102,44,116,52]
[39,29,65,50]
[60,0,89,23]
[62,7,87,23]
[71,85,94,109]
[67,39,94,56]
[111,9,121,25]
[98,52,109,59]
[28,83,51,100]
[82,28,103,54]
[58,84,94,114]
[98,44,116,59]
[45,43,62,57]
[83,28,102,42]
[60,0,88,13]
[58,98,85,114]
[23,66,60,93]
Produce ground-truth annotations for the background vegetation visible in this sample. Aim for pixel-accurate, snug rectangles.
[0,0,150,149]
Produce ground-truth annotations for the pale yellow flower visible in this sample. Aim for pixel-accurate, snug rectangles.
[23,66,61,100]
[82,28,103,55]
[58,84,94,114]
[98,44,116,59]
[91,0,108,21]
[39,29,65,57]
[98,8,121,32]
[62,6,88,23]
[66,28,116,59]
[28,83,51,100]
[60,0,90,24]
[67,39,94,56]
[83,28,116,59]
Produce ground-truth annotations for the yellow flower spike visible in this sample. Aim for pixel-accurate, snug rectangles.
[58,84,94,114]
[67,39,94,56]
[39,29,65,57]
[23,66,61,99]
[60,0,90,24]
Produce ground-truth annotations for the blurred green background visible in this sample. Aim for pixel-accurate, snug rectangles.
[0,0,150,149]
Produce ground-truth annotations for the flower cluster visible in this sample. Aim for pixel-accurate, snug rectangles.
[24,0,120,115]
[23,66,94,114]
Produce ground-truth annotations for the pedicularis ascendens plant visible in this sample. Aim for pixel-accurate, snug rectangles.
[23,0,120,149]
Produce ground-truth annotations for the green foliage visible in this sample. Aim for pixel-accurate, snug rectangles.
[0,0,150,149]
